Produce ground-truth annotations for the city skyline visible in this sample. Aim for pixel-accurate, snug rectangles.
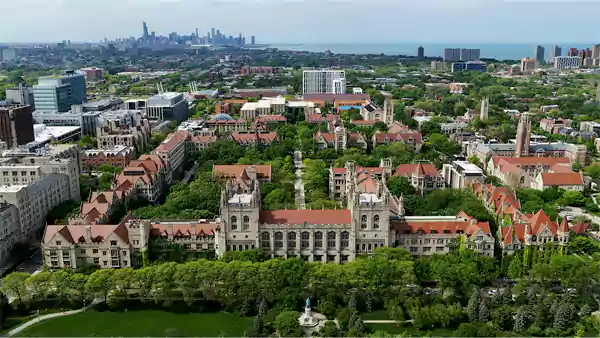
[0,0,599,43]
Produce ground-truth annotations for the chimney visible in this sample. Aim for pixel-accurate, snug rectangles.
[85,226,92,243]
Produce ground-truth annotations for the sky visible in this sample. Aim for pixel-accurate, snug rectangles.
[1,0,599,44]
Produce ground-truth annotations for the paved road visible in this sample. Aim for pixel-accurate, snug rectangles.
[559,206,600,224]
[181,161,199,183]
[7,299,101,336]
[294,150,306,210]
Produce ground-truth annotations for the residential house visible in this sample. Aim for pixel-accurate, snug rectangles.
[395,163,445,195]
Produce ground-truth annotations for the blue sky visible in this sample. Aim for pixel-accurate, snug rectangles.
[0,0,599,43]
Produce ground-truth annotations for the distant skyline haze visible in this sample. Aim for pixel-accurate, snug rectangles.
[0,0,599,44]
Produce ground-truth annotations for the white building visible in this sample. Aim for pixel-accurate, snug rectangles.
[33,124,81,146]
[442,161,485,189]
[554,56,581,69]
[302,69,346,94]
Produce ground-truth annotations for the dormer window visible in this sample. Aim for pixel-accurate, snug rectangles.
[443,230,450,234]
[430,230,438,234]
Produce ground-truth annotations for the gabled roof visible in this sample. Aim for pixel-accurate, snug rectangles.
[213,164,272,180]
[540,172,583,186]
[154,130,189,154]
[373,131,423,144]
[43,223,129,245]
[395,163,439,177]
[231,132,277,145]
[150,221,220,238]
[260,210,352,225]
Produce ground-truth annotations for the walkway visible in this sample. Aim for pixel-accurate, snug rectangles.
[294,150,306,210]
[181,161,199,183]
[7,299,101,336]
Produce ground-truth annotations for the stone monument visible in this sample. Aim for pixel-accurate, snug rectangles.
[298,297,318,327]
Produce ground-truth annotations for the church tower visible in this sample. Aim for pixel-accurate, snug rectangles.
[383,95,394,125]
[480,98,489,120]
[515,112,531,157]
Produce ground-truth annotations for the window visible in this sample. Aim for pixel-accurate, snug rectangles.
[111,260,119,266]
[301,232,310,249]
[80,249,86,255]
[314,232,323,248]
[243,216,250,231]
[410,247,418,253]
[314,255,323,262]
[341,231,349,248]
[92,249,98,254]
[93,258,99,264]
[231,216,238,230]
[56,241,62,246]
[274,232,284,249]
[261,232,270,249]
[103,261,108,266]
[103,251,107,256]
[477,236,483,241]
[423,247,431,252]
[373,215,380,229]
[110,240,117,246]
[361,215,367,229]
[288,232,297,249]
[327,232,336,249]
[436,247,444,252]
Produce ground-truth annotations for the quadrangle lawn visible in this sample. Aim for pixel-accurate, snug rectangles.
[16,310,253,337]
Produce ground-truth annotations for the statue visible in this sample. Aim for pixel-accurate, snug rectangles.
[299,297,318,327]
[305,298,311,309]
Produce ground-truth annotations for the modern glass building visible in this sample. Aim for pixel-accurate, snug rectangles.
[33,70,86,112]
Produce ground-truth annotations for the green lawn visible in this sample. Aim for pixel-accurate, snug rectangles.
[16,310,253,337]
[367,323,454,337]
[361,309,389,320]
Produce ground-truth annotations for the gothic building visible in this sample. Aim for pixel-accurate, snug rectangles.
[215,162,495,262]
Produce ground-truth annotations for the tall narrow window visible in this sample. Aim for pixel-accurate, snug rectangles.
[327,232,336,249]
[361,215,367,229]
[261,232,270,249]
[243,216,250,230]
[314,232,323,248]
[274,232,283,249]
[231,216,238,230]
[373,215,380,229]
[301,232,310,249]
[341,231,349,248]
[288,232,297,249]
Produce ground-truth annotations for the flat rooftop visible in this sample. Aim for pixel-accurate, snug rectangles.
[149,92,181,100]
[34,124,81,143]
[454,161,483,174]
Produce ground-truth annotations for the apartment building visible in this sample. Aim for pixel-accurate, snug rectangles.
[239,97,286,119]
[302,69,346,94]
[442,161,485,189]
[153,130,189,183]
[0,103,35,148]
[487,156,573,188]
[81,145,136,172]
[74,190,127,225]
[204,118,248,133]
[96,113,150,153]
[0,203,20,266]
[0,173,74,238]
[42,219,150,269]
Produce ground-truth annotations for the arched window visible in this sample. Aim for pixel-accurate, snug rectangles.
[314,232,323,248]
[341,231,349,248]
[373,215,380,229]
[274,232,283,249]
[230,216,238,230]
[520,176,525,184]
[260,232,270,249]
[327,232,336,249]
[301,232,310,249]
[288,232,297,249]
[243,216,250,230]
[361,215,367,229]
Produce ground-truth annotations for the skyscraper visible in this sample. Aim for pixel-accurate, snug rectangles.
[0,103,34,148]
[533,45,545,64]
[551,45,562,61]
[251,36,256,45]
[417,46,424,59]
[142,21,149,40]
[33,70,87,113]
[515,113,532,157]
[444,48,460,62]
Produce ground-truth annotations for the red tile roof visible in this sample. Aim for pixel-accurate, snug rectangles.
[43,223,129,245]
[395,163,439,177]
[393,218,491,236]
[150,221,220,238]
[306,113,339,124]
[540,172,583,186]
[570,222,589,235]
[373,131,423,144]
[154,130,189,154]
[213,164,272,180]
[260,210,352,225]
[231,132,277,145]
[492,156,571,167]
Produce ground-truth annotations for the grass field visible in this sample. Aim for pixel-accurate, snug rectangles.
[361,309,390,320]
[367,323,454,337]
[16,310,253,337]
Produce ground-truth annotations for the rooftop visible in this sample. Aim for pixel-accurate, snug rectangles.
[33,124,81,143]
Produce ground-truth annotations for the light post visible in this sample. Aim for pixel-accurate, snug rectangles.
[36,309,40,322]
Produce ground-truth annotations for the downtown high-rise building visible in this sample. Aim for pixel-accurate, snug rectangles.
[302,69,346,94]
[533,45,545,64]
[551,45,562,62]
[444,48,461,62]
[444,48,480,62]
[142,21,149,41]
[417,46,424,58]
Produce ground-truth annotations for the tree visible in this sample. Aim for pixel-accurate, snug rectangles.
[553,298,577,332]
[467,155,483,168]
[491,306,514,331]
[0,292,9,329]
[365,293,373,313]
[478,298,490,322]
[348,292,357,310]
[560,190,586,207]
[585,163,600,179]
[316,321,340,337]
[513,308,530,333]
[386,176,416,197]
[467,289,481,322]
[1,272,29,303]
[85,269,115,301]
[453,323,496,337]
[354,315,365,337]
[274,311,303,337]
[258,296,268,318]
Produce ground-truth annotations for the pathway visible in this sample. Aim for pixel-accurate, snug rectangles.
[181,161,199,183]
[294,150,306,210]
[7,299,101,336]
[559,206,600,225]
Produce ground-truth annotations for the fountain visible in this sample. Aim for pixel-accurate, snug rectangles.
[298,298,319,327]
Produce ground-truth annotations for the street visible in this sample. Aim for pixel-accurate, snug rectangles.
[559,206,600,225]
